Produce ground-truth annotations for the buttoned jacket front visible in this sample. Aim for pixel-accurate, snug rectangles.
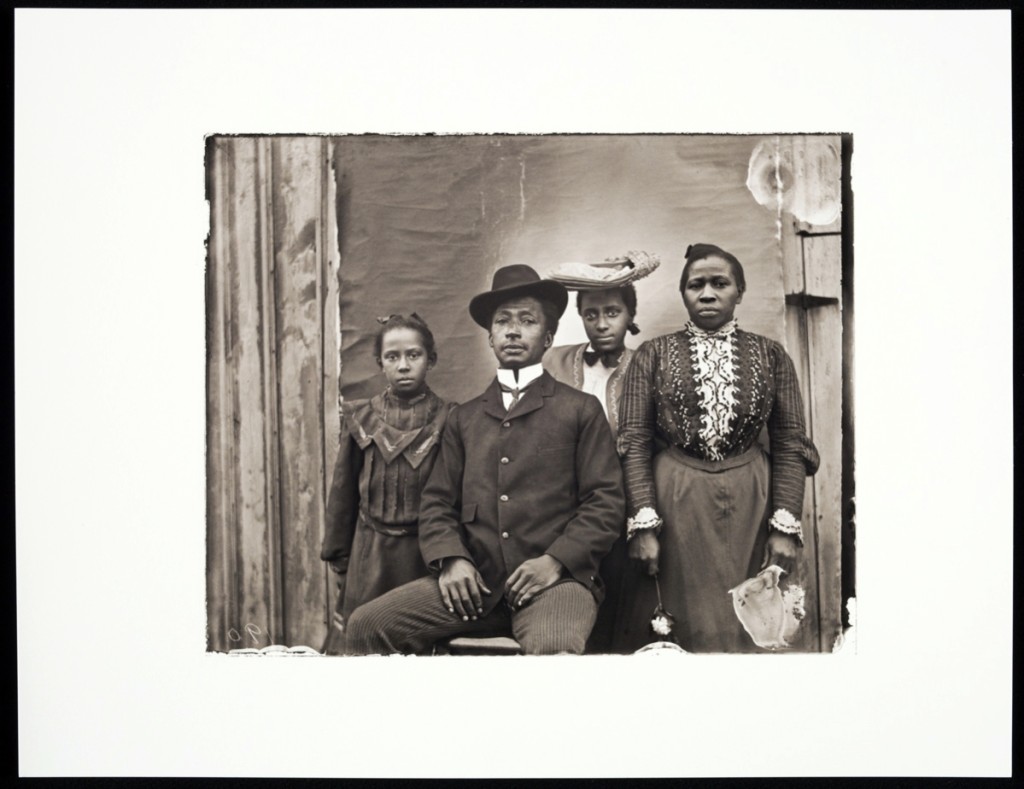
[418,371,625,616]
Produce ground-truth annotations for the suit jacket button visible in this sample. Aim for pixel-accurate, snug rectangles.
[499,494,509,502]
[500,457,510,464]
[501,531,510,539]
[502,422,511,428]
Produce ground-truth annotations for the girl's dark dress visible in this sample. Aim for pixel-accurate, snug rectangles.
[320,387,453,654]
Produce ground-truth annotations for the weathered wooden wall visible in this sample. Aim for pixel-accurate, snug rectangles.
[778,138,846,650]
[206,136,339,652]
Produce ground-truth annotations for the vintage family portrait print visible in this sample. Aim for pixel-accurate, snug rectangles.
[205,133,853,657]
[16,7,1010,778]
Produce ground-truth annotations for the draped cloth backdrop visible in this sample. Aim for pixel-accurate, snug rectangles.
[334,135,787,405]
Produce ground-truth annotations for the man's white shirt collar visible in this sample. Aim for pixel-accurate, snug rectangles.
[496,362,545,390]
[496,363,544,409]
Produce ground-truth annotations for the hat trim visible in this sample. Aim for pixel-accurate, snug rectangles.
[548,252,661,291]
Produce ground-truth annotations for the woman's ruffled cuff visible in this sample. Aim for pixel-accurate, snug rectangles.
[626,506,662,540]
[768,508,804,544]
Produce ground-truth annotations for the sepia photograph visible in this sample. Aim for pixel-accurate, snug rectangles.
[205,133,854,657]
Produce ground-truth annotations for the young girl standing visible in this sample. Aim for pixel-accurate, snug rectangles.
[320,313,454,655]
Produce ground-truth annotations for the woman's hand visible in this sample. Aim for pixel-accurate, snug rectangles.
[628,530,660,576]
[763,531,800,577]
[505,555,564,608]
[439,557,491,621]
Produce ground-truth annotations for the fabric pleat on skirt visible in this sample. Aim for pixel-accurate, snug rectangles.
[340,517,427,621]
[614,444,772,654]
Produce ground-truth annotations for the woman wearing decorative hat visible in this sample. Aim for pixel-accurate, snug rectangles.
[545,251,659,441]
[545,250,659,652]
[615,243,820,653]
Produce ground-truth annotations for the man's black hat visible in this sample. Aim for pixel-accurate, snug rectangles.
[468,264,569,329]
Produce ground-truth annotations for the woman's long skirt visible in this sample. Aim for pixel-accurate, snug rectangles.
[613,445,772,653]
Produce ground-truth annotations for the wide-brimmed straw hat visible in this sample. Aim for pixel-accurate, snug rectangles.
[468,265,569,328]
[547,250,661,291]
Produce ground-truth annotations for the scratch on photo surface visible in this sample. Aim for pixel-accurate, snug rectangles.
[519,157,526,221]
[772,136,784,244]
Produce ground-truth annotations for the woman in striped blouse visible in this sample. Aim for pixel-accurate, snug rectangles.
[615,243,819,653]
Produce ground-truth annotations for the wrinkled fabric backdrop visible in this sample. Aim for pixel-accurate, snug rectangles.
[334,135,784,405]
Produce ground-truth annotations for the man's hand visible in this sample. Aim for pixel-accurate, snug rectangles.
[505,554,564,609]
[628,530,659,576]
[762,531,800,577]
[439,557,491,621]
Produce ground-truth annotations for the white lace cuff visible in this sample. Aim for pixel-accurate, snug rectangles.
[627,506,662,540]
[768,508,804,544]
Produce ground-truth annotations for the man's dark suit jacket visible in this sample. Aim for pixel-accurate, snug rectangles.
[419,371,625,616]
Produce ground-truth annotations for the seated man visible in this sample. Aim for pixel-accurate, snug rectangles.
[345,265,625,655]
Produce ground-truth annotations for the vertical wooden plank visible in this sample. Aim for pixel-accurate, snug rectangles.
[780,216,821,651]
[780,218,805,297]
[231,137,276,648]
[803,234,842,299]
[805,236,844,651]
[255,139,282,647]
[273,137,330,648]
[206,137,239,652]
[784,302,821,653]
[321,140,342,642]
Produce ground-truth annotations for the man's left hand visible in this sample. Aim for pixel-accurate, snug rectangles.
[505,555,564,609]
[763,531,800,577]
